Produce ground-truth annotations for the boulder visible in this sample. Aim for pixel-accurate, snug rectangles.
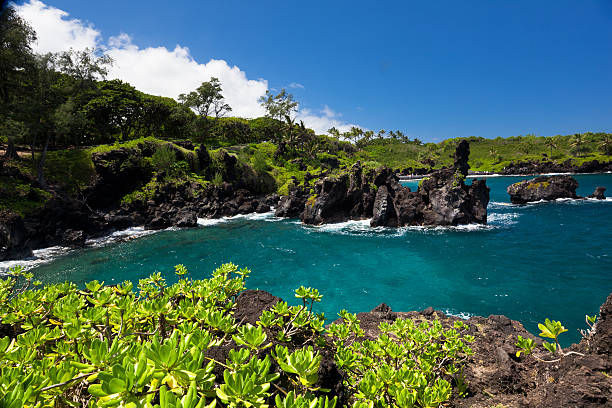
[302,175,350,225]
[275,187,308,218]
[588,186,606,200]
[507,175,579,204]
[173,209,198,228]
[61,229,86,247]
[371,185,397,227]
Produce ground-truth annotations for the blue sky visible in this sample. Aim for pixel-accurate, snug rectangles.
[13,0,612,141]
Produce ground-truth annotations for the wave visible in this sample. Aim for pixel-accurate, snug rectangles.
[300,218,498,237]
[526,197,612,205]
[85,226,156,247]
[197,210,280,226]
[442,309,473,320]
[0,226,159,274]
[487,212,520,226]
[0,246,70,274]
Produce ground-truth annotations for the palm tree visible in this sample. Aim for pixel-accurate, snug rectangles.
[544,138,557,158]
[489,149,500,163]
[599,134,612,156]
[570,134,586,157]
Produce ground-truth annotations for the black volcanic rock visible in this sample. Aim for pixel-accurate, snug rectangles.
[275,186,309,218]
[0,211,32,261]
[588,186,606,200]
[507,175,579,204]
[86,148,153,210]
[454,139,470,177]
[296,142,490,227]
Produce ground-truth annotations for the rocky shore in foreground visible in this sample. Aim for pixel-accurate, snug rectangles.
[232,288,612,407]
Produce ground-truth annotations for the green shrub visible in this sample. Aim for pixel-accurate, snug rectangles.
[328,311,474,407]
[152,144,177,173]
[0,264,475,408]
[251,150,269,173]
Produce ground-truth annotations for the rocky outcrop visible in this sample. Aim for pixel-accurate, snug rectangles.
[23,196,107,249]
[86,148,154,210]
[297,140,490,227]
[501,159,612,175]
[0,210,32,261]
[588,186,607,200]
[275,186,309,218]
[339,295,612,408]
[507,175,580,204]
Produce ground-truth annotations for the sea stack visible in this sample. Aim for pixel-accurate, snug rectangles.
[507,175,580,204]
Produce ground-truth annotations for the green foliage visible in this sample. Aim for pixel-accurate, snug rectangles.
[515,335,535,357]
[328,313,473,407]
[537,318,567,355]
[0,262,486,408]
[152,144,178,173]
[252,150,269,173]
[0,167,52,216]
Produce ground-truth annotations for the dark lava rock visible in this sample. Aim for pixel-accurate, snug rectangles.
[591,293,612,356]
[295,142,489,227]
[174,209,198,228]
[86,147,153,210]
[234,290,281,325]
[342,293,612,408]
[0,210,32,261]
[61,229,86,248]
[454,139,470,177]
[501,159,612,175]
[507,175,579,204]
[417,168,489,226]
[588,186,607,200]
[275,186,308,218]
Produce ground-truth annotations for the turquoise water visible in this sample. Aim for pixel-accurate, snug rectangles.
[19,174,612,345]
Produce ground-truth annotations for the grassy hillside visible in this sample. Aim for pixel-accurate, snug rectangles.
[360,133,611,172]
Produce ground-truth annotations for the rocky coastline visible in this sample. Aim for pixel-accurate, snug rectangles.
[230,288,612,407]
[1,140,491,262]
[1,140,610,262]
[279,140,490,227]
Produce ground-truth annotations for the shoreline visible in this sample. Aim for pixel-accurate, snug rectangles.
[2,193,610,272]
[399,170,612,182]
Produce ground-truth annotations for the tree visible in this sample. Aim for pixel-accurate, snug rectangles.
[258,89,298,122]
[51,48,112,147]
[0,6,36,107]
[599,134,612,156]
[0,118,28,159]
[83,79,143,143]
[258,89,299,154]
[327,127,341,139]
[178,77,231,118]
[55,48,112,91]
[570,133,586,157]
[544,138,557,158]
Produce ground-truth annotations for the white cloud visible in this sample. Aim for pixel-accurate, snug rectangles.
[14,0,359,133]
[14,0,100,53]
[103,34,268,118]
[297,106,362,135]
